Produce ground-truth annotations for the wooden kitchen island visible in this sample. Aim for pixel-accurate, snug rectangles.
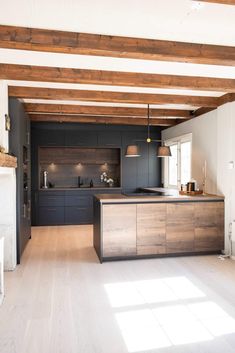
[93,193,224,262]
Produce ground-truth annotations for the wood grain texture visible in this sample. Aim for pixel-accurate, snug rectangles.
[8,86,220,107]
[102,204,137,257]
[29,114,177,126]
[1,225,235,353]
[199,0,235,4]
[39,147,120,165]
[25,103,192,118]
[194,202,224,251]
[166,203,195,253]
[99,200,224,259]
[1,63,235,92]
[0,152,17,168]
[1,24,235,65]
[137,204,166,255]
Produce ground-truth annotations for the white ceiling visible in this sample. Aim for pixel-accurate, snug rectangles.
[0,0,235,113]
[0,0,235,45]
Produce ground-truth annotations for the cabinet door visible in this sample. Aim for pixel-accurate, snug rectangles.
[38,207,64,225]
[194,202,224,251]
[98,132,121,146]
[65,195,92,207]
[39,194,64,206]
[65,131,97,146]
[65,206,92,224]
[137,204,166,255]
[166,203,195,253]
[102,204,137,257]
[38,130,65,146]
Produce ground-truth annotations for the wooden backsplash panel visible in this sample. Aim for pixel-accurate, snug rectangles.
[39,147,120,164]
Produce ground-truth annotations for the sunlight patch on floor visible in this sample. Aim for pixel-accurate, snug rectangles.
[104,276,205,308]
[115,309,171,352]
[104,276,235,352]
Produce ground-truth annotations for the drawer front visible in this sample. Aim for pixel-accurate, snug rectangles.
[64,195,92,207]
[65,206,92,224]
[39,195,64,206]
[38,207,64,225]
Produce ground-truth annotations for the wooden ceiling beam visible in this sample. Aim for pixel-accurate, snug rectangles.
[24,103,192,118]
[197,0,235,5]
[29,114,177,126]
[0,24,235,66]
[1,64,235,92]
[8,86,219,107]
[192,92,235,117]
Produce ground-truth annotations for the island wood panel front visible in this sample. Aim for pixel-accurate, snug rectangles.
[96,199,224,261]
[194,202,224,251]
[102,204,137,257]
[166,203,195,253]
[137,203,166,255]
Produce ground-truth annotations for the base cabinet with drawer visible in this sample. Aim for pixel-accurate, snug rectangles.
[38,206,65,225]
[33,189,121,226]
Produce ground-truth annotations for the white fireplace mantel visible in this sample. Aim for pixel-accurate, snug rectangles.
[0,237,4,304]
[0,167,17,271]
[0,81,17,272]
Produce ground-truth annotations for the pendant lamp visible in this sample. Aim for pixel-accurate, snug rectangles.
[125,145,140,157]
[124,104,171,157]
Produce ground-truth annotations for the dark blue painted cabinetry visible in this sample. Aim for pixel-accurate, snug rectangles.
[31,123,162,226]
[97,131,121,146]
[65,131,98,146]
[9,98,31,263]
[38,206,65,225]
[35,189,120,225]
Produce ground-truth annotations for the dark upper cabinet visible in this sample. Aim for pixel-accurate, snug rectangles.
[9,98,31,263]
[97,132,121,146]
[31,123,163,226]
[37,130,65,146]
[65,131,98,146]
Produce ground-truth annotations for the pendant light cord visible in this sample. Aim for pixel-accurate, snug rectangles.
[147,104,150,140]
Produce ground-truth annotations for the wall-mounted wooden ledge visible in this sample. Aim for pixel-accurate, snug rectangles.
[0,152,17,168]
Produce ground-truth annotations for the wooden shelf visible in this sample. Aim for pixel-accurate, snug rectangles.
[0,152,17,168]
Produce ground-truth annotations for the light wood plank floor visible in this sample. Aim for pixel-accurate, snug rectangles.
[1,225,235,353]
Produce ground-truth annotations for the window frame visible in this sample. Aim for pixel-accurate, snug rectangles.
[163,133,192,189]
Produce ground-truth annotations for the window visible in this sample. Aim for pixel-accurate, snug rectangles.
[164,134,192,189]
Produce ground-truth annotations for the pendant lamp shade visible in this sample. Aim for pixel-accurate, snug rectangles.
[157,145,171,157]
[125,145,140,157]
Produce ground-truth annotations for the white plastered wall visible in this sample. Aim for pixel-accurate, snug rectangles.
[162,102,235,255]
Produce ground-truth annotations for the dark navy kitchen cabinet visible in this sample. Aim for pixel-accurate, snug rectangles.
[38,206,65,225]
[37,130,65,146]
[9,98,31,263]
[65,131,98,146]
[31,123,163,226]
[97,131,121,146]
[65,207,92,224]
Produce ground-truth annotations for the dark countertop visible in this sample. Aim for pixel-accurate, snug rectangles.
[39,186,121,191]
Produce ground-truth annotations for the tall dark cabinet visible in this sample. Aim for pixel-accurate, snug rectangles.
[9,98,31,264]
[31,123,163,226]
